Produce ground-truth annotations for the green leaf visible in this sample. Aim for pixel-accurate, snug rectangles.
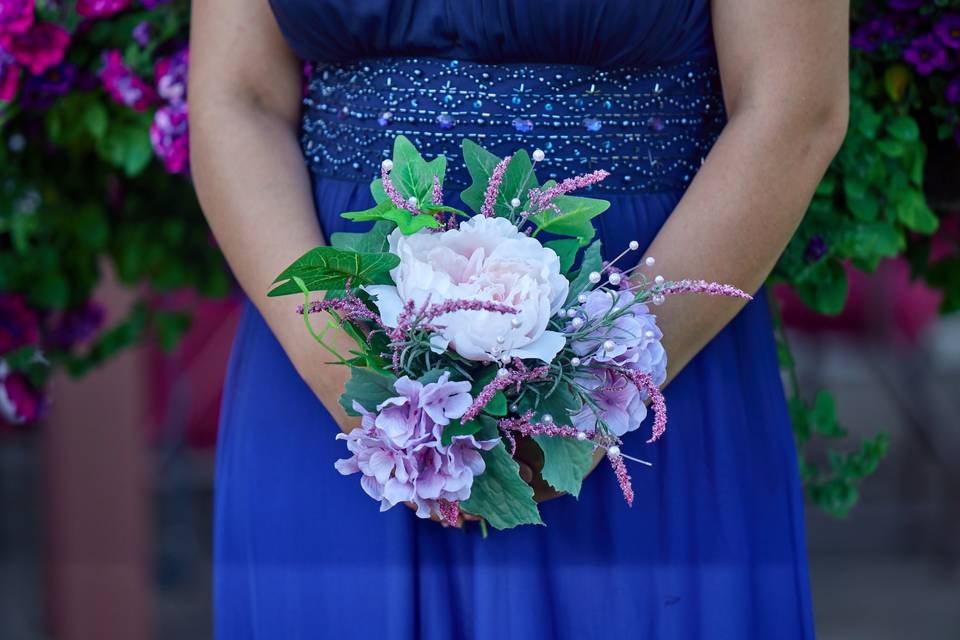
[461,442,543,529]
[810,391,845,438]
[461,139,539,216]
[441,414,496,447]
[390,135,445,202]
[270,247,400,296]
[564,240,603,306]
[342,203,440,234]
[341,199,396,222]
[886,116,919,142]
[895,190,938,234]
[545,239,581,274]
[533,435,594,497]
[530,192,608,244]
[329,220,395,254]
[875,139,905,158]
[793,259,848,315]
[339,368,398,416]
[846,190,880,221]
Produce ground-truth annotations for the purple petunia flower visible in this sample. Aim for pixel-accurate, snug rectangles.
[335,373,499,519]
[132,21,151,47]
[946,76,960,104]
[150,103,189,173]
[48,301,105,350]
[569,289,667,385]
[935,14,960,49]
[0,0,34,34]
[139,0,170,7]
[20,61,76,109]
[904,34,949,75]
[888,0,922,9]
[0,293,39,355]
[154,47,187,104]
[884,13,919,40]
[852,18,895,52]
[804,235,829,263]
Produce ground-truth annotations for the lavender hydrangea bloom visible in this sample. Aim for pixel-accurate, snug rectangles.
[570,369,647,437]
[335,372,498,519]
[569,289,667,385]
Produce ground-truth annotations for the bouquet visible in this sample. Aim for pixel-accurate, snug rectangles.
[270,136,749,530]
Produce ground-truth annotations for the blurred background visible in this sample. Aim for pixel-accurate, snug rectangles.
[2,1,959,639]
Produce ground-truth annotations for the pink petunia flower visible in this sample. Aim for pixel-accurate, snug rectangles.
[99,49,157,110]
[0,0,34,35]
[0,50,22,101]
[0,362,44,425]
[150,103,189,174]
[154,47,187,104]
[76,0,131,18]
[0,20,70,75]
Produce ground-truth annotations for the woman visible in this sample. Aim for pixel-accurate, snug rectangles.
[190,0,847,637]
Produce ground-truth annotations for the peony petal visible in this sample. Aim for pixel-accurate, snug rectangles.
[428,334,449,354]
[363,285,403,327]
[508,330,566,362]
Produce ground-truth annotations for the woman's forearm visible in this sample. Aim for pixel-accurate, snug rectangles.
[190,98,357,427]
[640,104,847,384]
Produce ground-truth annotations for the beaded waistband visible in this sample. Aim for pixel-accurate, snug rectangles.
[301,57,726,194]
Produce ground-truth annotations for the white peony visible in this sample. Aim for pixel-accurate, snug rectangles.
[366,214,569,363]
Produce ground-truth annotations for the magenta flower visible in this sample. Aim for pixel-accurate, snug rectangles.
[154,47,187,104]
[0,50,22,101]
[851,19,895,52]
[0,362,43,425]
[150,103,189,174]
[76,0,131,18]
[904,34,948,75]
[335,373,499,519]
[946,77,960,104]
[569,289,667,384]
[0,21,70,75]
[99,50,157,111]
[0,293,39,355]
[0,0,34,34]
[935,14,960,49]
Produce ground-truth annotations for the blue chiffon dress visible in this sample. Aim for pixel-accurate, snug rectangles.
[214,1,816,638]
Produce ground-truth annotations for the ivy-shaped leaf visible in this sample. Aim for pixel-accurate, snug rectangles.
[461,139,539,216]
[544,238,581,275]
[461,442,544,529]
[530,190,608,245]
[329,220,395,254]
[339,368,398,416]
[564,240,603,306]
[533,435,594,498]
[269,247,400,296]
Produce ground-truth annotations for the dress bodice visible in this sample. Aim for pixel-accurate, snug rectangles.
[268,0,715,68]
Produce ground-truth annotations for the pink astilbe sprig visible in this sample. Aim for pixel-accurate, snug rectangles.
[496,411,584,454]
[657,279,752,301]
[381,164,419,214]
[480,154,512,217]
[461,365,549,423]
[437,499,460,526]
[386,298,520,372]
[608,451,634,507]
[527,169,610,214]
[431,175,444,206]
[620,368,668,443]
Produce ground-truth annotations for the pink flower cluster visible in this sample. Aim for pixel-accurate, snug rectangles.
[150,48,190,174]
[76,0,131,18]
[526,169,610,214]
[99,50,157,111]
[335,373,499,520]
[0,293,43,427]
[0,1,70,100]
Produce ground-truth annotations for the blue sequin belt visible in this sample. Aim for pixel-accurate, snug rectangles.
[301,57,726,194]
